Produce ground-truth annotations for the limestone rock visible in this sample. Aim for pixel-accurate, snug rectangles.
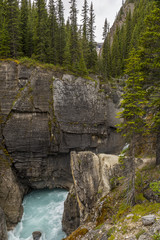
[63,151,120,228]
[0,61,123,189]
[32,231,42,240]
[138,233,152,240]
[62,185,80,235]
[0,207,8,240]
[142,215,156,226]
[0,150,25,229]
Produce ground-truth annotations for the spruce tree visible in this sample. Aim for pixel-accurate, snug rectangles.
[26,0,34,57]
[0,0,10,57]
[124,10,132,59]
[102,18,108,41]
[48,0,57,64]
[88,2,97,70]
[20,0,29,56]
[111,27,122,77]
[34,0,48,62]
[102,20,111,79]
[81,0,89,66]
[5,0,21,57]
[69,0,80,70]
[81,0,89,40]
[57,0,66,65]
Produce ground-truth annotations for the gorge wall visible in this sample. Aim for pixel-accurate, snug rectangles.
[0,60,122,190]
[0,60,123,231]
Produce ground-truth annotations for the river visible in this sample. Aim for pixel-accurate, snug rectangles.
[8,189,68,240]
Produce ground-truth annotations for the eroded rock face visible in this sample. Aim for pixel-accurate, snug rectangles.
[62,185,80,235]
[62,152,121,234]
[0,207,8,240]
[0,150,25,229]
[0,61,122,189]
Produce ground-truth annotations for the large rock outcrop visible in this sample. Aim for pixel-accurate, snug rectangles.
[0,61,123,190]
[0,207,8,240]
[0,149,25,230]
[62,151,122,235]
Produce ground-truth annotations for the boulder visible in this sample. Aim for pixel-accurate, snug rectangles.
[32,231,42,240]
[142,215,156,226]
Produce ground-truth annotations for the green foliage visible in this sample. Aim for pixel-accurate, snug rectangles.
[135,229,146,239]
[117,1,160,165]
[153,233,160,240]
[0,0,98,74]
[101,0,155,78]
[150,181,160,195]
[131,202,160,218]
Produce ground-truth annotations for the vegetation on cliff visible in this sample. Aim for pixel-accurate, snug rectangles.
[0,0,97,75]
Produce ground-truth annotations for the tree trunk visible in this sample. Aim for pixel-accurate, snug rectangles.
[156,128,160,165]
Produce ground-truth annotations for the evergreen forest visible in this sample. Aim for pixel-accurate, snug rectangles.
[0,0,160,167]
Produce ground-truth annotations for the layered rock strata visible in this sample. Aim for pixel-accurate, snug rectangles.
[0,61,122,190]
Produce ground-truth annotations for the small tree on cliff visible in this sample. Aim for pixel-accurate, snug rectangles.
[88,2,97,71]
[117,0,160,204]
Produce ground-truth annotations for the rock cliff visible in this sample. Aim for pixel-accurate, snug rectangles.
[0,207,8,240]
[62,151,122,235]
[0,60,122,191]
[0,149,25,230]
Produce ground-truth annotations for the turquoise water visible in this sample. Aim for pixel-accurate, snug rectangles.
[8,189,68,240]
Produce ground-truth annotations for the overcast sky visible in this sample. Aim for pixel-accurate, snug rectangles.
[63,0,123,42]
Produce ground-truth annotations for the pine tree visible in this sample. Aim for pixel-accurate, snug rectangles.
[111,27,122,77]
[117,49,149,204]
[48,0,57,64]
[0,0,10,57]
[139,2,160,164]
[102,18,108,40]
[5,0,21,57]
[69,0,80,69]
[118,1,160,188]
[34,0,48,62]
[88,2,97,70]
[81,0,89,68]
[102,24,111,79]
[26,0,34,57]
[57,0,66,65]
[81,0,89,40]
[20,0,29,56]
[124,10,132,59]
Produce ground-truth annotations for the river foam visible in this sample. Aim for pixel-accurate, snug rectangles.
[8,189,68,240]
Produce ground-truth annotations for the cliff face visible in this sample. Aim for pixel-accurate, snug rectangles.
[0,208,8,240]
[110,1,135,43]
[0,61,122,190]
[62,151,122,236]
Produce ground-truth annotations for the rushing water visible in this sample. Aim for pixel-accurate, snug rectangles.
[8,189,68,240]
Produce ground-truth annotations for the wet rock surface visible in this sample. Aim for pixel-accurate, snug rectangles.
[32,231,42,240]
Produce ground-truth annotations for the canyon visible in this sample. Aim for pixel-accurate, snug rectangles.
[0,60,122,238]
